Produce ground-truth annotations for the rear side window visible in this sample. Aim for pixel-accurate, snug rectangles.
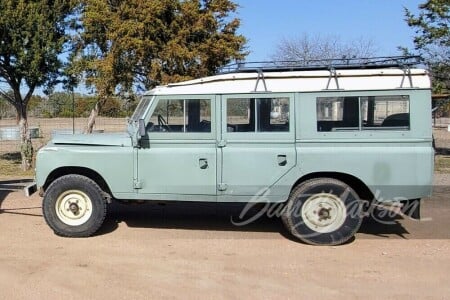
[360,96,409,129]
[317,95,410,132]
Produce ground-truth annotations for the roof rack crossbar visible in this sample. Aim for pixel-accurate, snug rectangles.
[219,56,421,74]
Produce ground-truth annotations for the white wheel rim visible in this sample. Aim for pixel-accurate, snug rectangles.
[301,193,347,233]
[55,190,93,226]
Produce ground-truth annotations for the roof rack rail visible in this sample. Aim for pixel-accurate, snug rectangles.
[218,55,421,74]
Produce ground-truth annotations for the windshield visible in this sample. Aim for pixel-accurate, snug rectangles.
[130,95,153,122]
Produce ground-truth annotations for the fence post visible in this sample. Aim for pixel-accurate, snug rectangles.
[72,89,75,134]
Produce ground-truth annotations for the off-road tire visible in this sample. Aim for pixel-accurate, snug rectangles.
[282,178,363,246]
[42,174,107,237]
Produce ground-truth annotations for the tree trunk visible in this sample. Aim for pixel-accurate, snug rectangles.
[4,86,35,171]
[17,107,33,171]
[85,102,99,134]
[85,96,108,134]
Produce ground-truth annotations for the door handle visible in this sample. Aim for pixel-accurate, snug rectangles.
[199,158,208,169]
[277,155,287,166]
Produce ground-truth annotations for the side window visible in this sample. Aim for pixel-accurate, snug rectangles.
[361,96,410,129]
[227,98,254,132]
[149,99,211,133]
[227,97,289,132]
[317,97,359,132]
[317,95,410,132]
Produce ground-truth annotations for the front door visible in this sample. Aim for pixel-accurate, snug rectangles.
[137,96,217,199]
[219,94,296,202]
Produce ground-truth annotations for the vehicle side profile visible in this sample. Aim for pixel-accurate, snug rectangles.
[27,57,434,245]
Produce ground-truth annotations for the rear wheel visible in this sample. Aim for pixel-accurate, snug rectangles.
[43,175,107,237]
[282,178,364,245]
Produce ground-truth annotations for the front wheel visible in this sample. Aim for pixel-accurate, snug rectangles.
[282,178,364,245]
[43,175,107,237]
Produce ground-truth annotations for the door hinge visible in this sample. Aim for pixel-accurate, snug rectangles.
[217,140,227,148]
[133,180,143,189]
[218,183,228,191]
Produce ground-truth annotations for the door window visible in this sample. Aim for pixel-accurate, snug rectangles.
[226,97,289,132]
[148,99,211,133]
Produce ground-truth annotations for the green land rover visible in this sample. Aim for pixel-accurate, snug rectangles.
[27,57,434,245]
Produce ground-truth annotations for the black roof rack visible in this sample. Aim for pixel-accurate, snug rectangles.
[218,55,421,74]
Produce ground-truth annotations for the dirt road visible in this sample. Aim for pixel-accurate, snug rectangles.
[0,178,449,299]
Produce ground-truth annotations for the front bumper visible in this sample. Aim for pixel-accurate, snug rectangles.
[24,182,37,197]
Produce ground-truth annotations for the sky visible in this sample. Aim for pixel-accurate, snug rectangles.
[235,0,423,61]
[1,0,426,96]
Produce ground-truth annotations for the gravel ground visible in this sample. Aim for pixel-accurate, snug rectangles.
[0,123,447,299]
[434,173,450,186]
[434,127,450,150]
[0,176,449,299]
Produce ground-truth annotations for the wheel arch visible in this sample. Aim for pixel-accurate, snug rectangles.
[291,172,374,202]
[43,167,112,196]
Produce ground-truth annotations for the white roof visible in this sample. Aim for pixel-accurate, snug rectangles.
[145,68,430,96]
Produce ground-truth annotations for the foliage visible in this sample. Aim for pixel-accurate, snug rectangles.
[0,0,77,169]
[27,95,45,116]
[74,96,97,117]
[271,34,378,63]
[405,0,450,93]
[69,0,247,94]
[43,93,130,118]
[46,92,74,117]
[67,0,246,133]
[1,91,133,119]
[101,97,130,118]
[0,0,77,110]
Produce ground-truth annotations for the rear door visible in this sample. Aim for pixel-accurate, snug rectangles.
[219,93,296,201]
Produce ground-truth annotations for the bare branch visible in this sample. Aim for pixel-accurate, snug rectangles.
[271,33,378,63]
[0,87,17,106]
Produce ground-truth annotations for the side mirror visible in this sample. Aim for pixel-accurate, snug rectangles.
[138,119,146,137]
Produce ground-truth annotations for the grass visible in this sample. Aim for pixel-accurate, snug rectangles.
[0,152,35,179]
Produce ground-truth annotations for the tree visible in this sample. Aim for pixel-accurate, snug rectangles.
[0,0,77,170]
[46,92,74,118]
[405,0,450,93]
[271,34,377,63]
[70,0,247,133]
